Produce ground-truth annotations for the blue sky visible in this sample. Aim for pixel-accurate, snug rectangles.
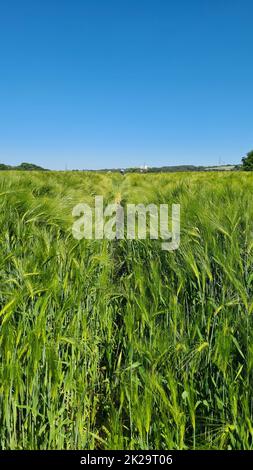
[0,0,252,170]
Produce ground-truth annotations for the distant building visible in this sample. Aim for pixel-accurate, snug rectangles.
[140,164,148,173]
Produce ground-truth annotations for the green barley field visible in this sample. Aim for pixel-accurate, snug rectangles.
[0,170,253,450]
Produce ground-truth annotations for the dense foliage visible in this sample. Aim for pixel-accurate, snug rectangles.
[242,150,253,171]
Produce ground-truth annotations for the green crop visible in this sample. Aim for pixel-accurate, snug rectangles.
[0,170,253,449]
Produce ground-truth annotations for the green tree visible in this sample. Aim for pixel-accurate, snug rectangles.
[242,150,253,170]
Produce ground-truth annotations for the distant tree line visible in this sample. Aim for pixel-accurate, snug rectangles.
[0,162,48,171]
[96,164,237,173]
[1,153,252,172]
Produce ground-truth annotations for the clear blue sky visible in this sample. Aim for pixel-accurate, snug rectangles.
[0,0,252,170]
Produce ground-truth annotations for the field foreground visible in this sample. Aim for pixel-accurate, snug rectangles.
[0,171,253,449]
